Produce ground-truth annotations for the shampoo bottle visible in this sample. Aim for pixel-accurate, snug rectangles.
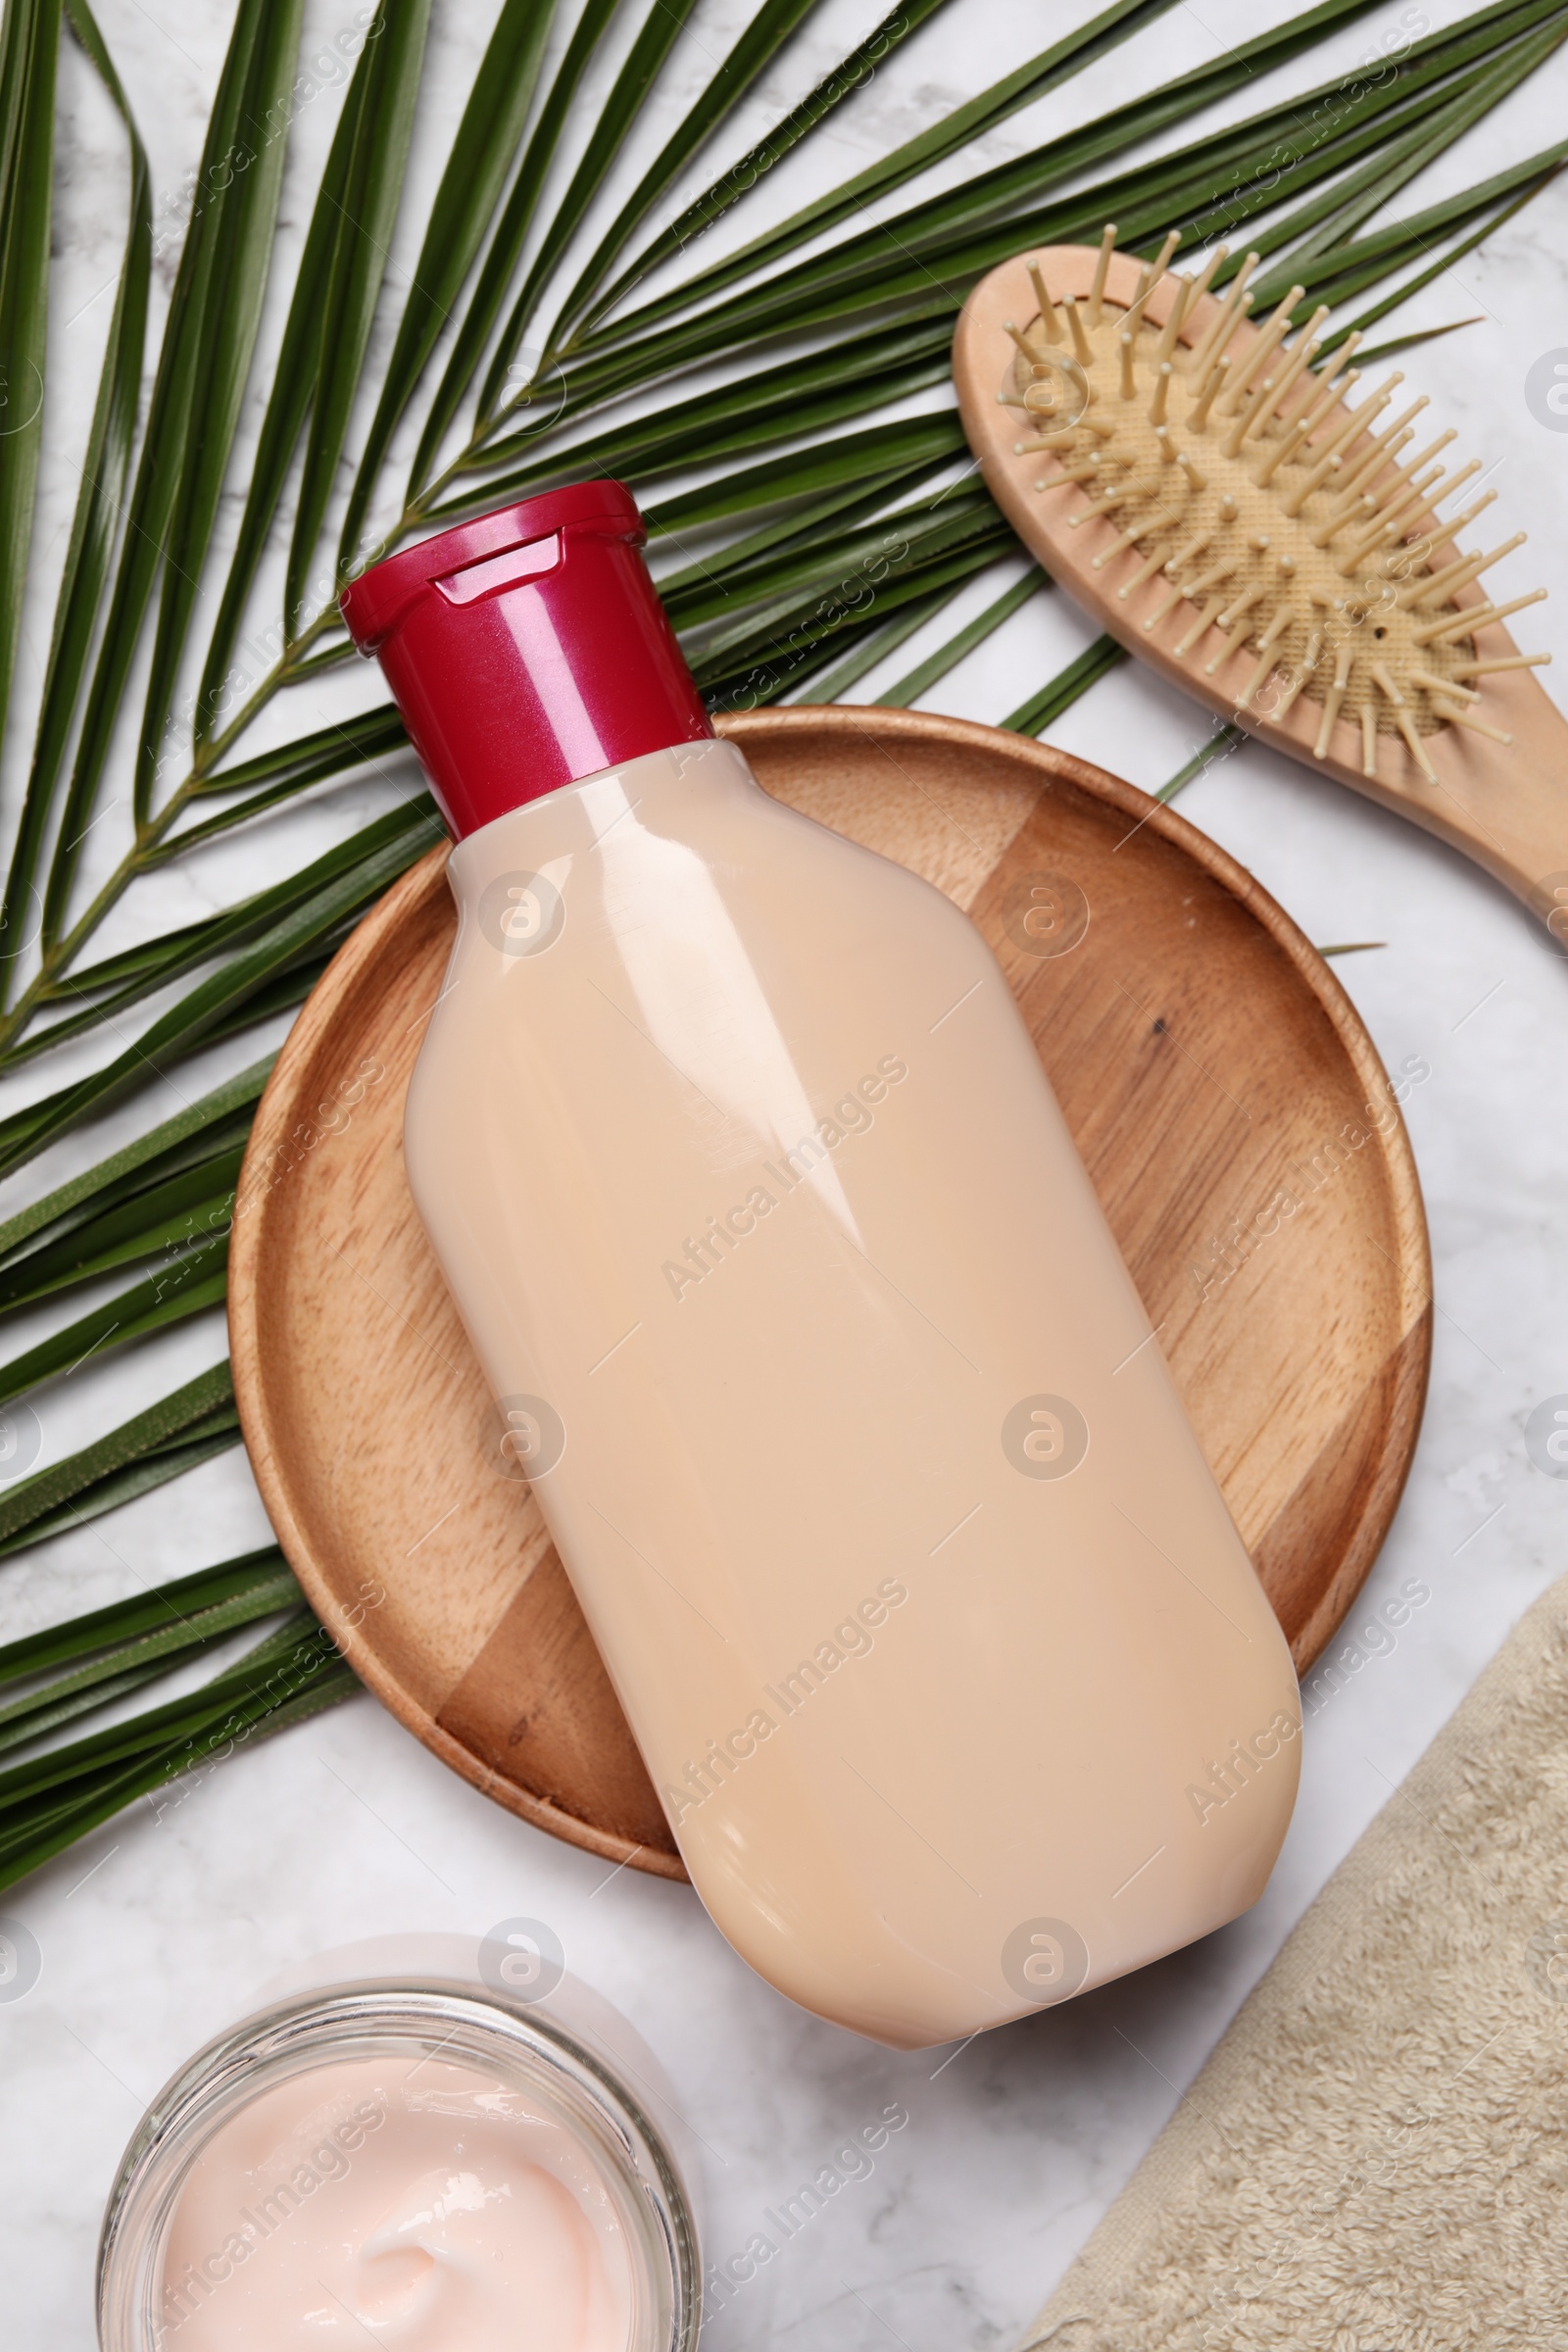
[340,483,1300,2049]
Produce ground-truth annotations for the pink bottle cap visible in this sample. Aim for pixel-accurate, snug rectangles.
[338,482,712,838]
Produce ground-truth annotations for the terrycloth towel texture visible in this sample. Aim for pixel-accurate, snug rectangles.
[1024,1573,1568,2352]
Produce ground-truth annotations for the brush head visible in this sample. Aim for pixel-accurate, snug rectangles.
[956,233,1553,849]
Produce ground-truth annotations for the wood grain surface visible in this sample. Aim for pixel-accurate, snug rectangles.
[229,706,1432,1881]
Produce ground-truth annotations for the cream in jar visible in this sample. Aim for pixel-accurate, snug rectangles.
[96,1946,699,2352]
[157,2052,630,2347]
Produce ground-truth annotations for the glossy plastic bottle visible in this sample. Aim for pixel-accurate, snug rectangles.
[341,484,1300,2050]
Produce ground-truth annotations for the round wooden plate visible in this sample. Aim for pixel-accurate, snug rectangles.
[229,707,1431,1882]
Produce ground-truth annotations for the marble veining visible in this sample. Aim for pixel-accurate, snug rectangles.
[2,0,1567,2342]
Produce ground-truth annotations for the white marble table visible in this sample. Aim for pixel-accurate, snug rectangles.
[4,0,1567,2341]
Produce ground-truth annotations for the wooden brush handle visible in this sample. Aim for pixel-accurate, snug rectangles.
[954,249,1568,930]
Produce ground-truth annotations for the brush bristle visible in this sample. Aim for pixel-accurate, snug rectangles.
[1004,231,1547,771]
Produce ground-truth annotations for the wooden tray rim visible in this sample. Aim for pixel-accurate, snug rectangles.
[228,704,1432,1874]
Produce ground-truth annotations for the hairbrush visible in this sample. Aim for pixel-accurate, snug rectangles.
[954,228,1563,926]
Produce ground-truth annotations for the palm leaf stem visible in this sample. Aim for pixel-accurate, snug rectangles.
[0,0,1563,1903]
[877,570,1048,708]
[6,0,1543,1070]
[0,0,149,1009]
[0,1358,237,1556]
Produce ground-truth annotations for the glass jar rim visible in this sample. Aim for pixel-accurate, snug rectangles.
[96,1972,702,2352]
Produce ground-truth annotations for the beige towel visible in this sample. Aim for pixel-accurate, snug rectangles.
[1025,1574,1568,2352]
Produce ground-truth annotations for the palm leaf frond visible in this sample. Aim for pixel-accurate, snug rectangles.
[197,0,434,733]
[0,1359,238,1558]
[0,0,60,770]
[1,0,148,995]
[0,0,1561,1895]
[572,0,954,337]
[342,0,565,554]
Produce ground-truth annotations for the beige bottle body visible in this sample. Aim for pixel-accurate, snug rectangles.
[404,737,1300,2048]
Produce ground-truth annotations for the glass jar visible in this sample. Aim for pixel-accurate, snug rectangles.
[96,1936,701,2351]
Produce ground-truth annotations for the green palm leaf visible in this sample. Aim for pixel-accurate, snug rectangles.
[577,0,1196,348]
[0,1549,301,1750]
[878,571,1048,709]
[808,583,976,702]
[440,316,956,519]
[0,0,60,775]
[0,1154,241,1314]
[570,0,1388,355]
[0,1547,292,1678]
[196,0,432,736]
[0,1359,239,1556]
[128,0,308,827]
[338,0,564,562]
[556,0,1558,409]
[0,1609,357,1891]
[286,0,432,632]
[1252,39,1563,288]
[0,801,440,1176]
[1004,638,1126,736]
[570,0,952,338]
[0,0,148,995]
[1299,137,1568,320]
[548,0,831,340]
[0,0,1562,1897]
[426,0,616,461]
[647,414,970,538]
[475,0,713,414]
[0,1254,229,1410]
[0,1056,268,1263]
[41,0,305,937]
